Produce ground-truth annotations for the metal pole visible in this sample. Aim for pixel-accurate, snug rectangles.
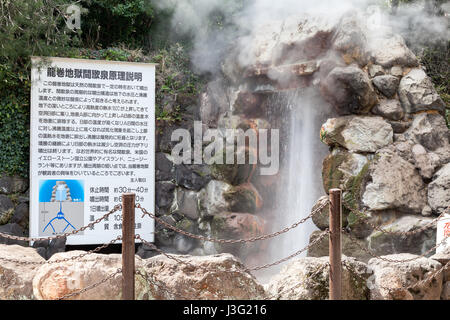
[329,188,342,300]
[122,193,135,300]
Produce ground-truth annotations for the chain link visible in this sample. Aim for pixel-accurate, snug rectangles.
[57,268,123,300]
[136,199,328,244]
[343,257,450,299]
[264,262,331,300]
[136,234,246,275]
[246,229,330,272]
[0,204,122,243]
[405,259,449,292]
[136,230,328,275]
[341,260,393,296]
[0,191,445,300]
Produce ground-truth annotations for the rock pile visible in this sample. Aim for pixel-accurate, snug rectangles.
[1,244,448,300]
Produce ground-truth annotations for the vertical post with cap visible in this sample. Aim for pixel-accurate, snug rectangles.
[329,188,342,300]
[122,193,135,300]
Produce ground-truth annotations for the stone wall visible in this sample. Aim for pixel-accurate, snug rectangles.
[0,8,448,267]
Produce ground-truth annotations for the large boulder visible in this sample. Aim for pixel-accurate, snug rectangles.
[155,152,175,182]
[140,253,266,299]
[428,163,450,215]
[198,180,262,217]
[210,212,266,256]
[265,256,370,300]
[398,68,446,114]
[372,75,400,98]
[372,99,404,121]
[33,252,149,300]
[307,230,372,263]
[331,11,370,66]
[430,248,450,300]
[362,149,427,213]
[366,215,437,256]
[369,34,419,68]
[0,194,14,225]
[321,147,369,193]
[0,244,45,299]
[199,77,230,127]
[208,145,255,186]
[10,202,29,230]
[198,180,233,217]
[223,183,263,213]
[368,254,444,300]
[155,181,176,215]
[0,175,28,195]
[403,113,450,155]
[0,223,27,246]
[174,164,212,192]
[411,144,441,180]
[170,188,200,220]
[320,116,393,153]
[320,65,378,115]
[223,14,334,84]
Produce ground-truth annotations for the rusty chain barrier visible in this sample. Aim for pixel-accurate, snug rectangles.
[1,190,448,300]
[136,230,329,275]
[57,268,123,300]
[135,199,328,244]
[0,204,122,243]
[0,204,124,300]
[0,193,327,300]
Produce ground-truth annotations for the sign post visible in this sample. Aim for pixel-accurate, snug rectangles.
[122,193,135,300]
[29,57,156,245]
[329,188,342,300]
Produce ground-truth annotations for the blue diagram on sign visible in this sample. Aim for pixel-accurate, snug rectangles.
[39,180,84,236]
[42,183,76,233]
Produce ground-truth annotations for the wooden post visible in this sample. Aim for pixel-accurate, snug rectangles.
[122,193,135,300]
[329,188,342,300]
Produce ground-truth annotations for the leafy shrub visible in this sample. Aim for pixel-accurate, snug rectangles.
[80,0,155,48]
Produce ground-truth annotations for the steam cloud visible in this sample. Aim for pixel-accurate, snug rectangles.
[152,0,449,76]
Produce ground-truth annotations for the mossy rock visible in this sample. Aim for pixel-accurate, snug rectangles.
[322,148,369,195]
[209,146,254,186]
[0,195,14,225]
[174,218,196,233]
[223,183,262,213]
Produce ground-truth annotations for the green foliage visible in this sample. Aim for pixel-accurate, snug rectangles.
[150,44,204,122]
[0,64,30,177]
[0,0,82,177]
[80,0,155,48]
[0,0,81,71]
[418,41,450,127]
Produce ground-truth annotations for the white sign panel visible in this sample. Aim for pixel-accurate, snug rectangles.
[30,57,155,245]
[436,213,450,254]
